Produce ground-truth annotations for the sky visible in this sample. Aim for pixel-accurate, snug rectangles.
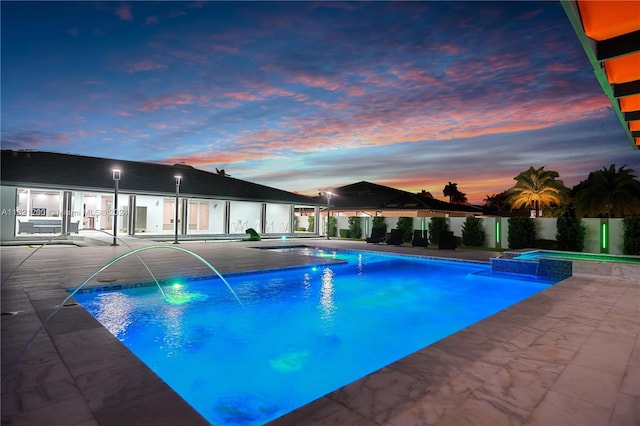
[2,1,639,203]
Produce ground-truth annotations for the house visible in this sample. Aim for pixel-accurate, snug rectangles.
[0,150,320,241]
[315,181,483,218]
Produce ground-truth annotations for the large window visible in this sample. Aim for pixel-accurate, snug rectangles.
[17,188,62,218]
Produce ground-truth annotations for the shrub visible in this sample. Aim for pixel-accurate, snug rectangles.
[327,216,337,237]
[348,216,362,239]
[372,216,387,233]
[461,216,485,247]
[507,217,535,249]
[339,229,350,238]
[396,217,414,242]
[555,217,585,252]
[623,216,640,255]
[428,217,448,245]
[307,216,315,232]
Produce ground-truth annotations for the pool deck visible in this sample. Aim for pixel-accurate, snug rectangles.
[1,237,638,425]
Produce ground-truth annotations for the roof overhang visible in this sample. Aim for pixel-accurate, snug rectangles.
[561,0,640,149]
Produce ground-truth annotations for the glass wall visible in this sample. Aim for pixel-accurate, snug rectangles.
[265,203,291,234]
[228,201,262,234]
[9,187,313,238]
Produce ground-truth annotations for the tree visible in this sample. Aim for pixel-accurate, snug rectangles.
[461,215,485,247]
[443,182,468,204]
[417,189,433,198]
[573,164,640,217]
[506,166,568,218]
[396,217,414,242]
[483,192,510,216]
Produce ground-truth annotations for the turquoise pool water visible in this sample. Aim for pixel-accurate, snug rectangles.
[74,250,554,425]
[513,249,640,264]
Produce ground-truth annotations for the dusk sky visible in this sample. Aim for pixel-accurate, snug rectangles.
[2,1,639,203]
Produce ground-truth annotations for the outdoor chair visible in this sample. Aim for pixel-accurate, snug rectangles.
[366,227,386,243]
[438,231,456,250]
[411,230,428,247]
[386,229,404,246]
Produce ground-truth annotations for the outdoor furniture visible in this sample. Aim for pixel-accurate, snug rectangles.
[17,219,62,234]
[386,229,404,246]
[438,231,456,250]
[17,220,34,234]
[366,227,386,243]
[411,230,428,247]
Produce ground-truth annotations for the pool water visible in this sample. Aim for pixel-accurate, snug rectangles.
[513,249,640,263]
[74,250,554,425]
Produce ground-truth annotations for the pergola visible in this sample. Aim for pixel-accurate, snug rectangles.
[562,0,640,149]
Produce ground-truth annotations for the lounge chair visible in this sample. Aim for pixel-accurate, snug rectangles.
[366,227,386,243]
[386,229,404,246]
[412,230,428,247]
[438,231,456,250]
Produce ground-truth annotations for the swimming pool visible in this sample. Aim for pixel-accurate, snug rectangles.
[511,249,640,264]
[73,250,555,425]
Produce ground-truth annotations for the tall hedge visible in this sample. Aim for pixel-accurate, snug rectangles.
[396,217,414,242]
[623,216,640,255]
[556,217,585,252]
[348,216,362,239]
[372,216,387,233]
[461,215,485,247]
[507,217,536,249]
[428,217,448,245]
[327,216,337,237]
[307,216,315,232]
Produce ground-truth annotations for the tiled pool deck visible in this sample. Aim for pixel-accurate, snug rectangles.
[1,238,638,425]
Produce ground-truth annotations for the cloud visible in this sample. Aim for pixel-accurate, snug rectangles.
[139,93,196,112]
[115,4,133,21]
[123,59,168,73]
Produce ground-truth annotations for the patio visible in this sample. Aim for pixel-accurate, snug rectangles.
[1,238,638,425]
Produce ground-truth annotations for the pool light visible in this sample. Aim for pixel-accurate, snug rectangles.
[601,221,608,252]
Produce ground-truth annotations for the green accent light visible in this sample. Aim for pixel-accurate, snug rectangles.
[601,223,608,250]
[495,221,501,244]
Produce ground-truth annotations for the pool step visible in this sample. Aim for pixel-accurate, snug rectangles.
[490,257,572,281]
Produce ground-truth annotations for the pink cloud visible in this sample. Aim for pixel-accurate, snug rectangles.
[546,63,579,73]
[116,4,133,21]
[123,59,168,73]
[139,93,196,112]
[288,74,342,91]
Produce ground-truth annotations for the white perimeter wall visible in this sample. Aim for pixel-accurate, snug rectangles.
[331,215,628,255]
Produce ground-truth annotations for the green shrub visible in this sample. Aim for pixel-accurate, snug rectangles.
[327,216,337,237]
[556,217,585,252]
[396,217,414,242]
[623,216,640,255]
[428,217,448,245]
[307,216,315,232]
[348,216,362,239]
[339,229,350,238]
[507,217,535,249]
[461,216,485,247]
[372,216,387,233]
[293,216,299,232]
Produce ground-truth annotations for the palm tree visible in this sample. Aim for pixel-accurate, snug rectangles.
[483,192,510,215]
[506,166,568,217]
[443,182,468,204]
[573,164,640,217]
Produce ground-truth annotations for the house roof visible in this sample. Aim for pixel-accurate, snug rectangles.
[1,150,318,205]
[315,181,483,214]
[562,0,640,149]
